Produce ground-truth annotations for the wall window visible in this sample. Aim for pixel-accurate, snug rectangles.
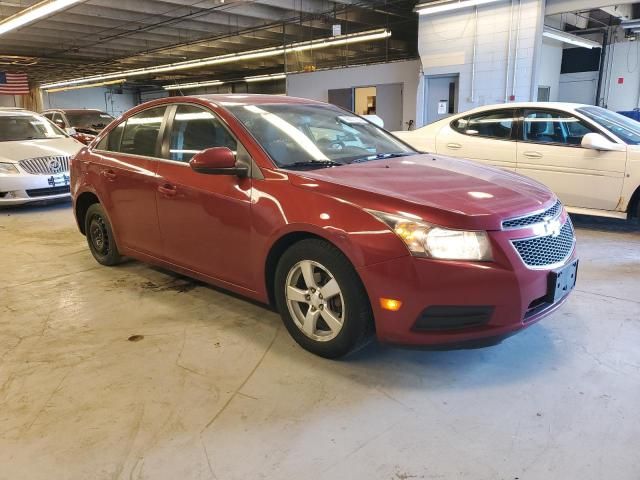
[168,105,237,163]
[452,110,514,140]
[523,110,596,146]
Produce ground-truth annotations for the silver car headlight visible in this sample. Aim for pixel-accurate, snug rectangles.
[367,210,493,261]
[0,162,19,175]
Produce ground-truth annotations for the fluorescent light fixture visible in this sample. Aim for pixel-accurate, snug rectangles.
[44,79,125,93]
[621,19,640,29]
[244,73,287,83]
[542,26,601,49]
[415,0,501,16]
[163,80,224,91]
[0,0,84,36]
[41,28,391,90]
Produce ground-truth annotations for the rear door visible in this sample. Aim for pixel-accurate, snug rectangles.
[155,103,254,288]
[435,108,518,171]
[515,108,626,210]
[92,106,166,256]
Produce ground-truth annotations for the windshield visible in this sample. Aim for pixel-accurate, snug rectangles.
[0,113,66,142]
[227,103,415,168]
[577,106,640,145]
[65,111,114,130]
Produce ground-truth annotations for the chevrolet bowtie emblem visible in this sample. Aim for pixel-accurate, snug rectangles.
[542,217,562,237]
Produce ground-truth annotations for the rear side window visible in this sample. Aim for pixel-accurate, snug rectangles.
[120,107,166,157]
[167,104,237,162]
[96,107,165,156]
[452,110,514,140]
[51,113,66,129]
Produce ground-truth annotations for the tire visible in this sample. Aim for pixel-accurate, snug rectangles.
[84,203,122,266]
[274,239,374,358]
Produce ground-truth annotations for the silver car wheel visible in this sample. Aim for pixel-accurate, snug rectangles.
[285,260,345,342]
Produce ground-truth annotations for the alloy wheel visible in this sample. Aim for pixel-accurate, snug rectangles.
[285,260,345,342]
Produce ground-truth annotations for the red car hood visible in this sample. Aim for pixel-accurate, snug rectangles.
[288,154,556,231]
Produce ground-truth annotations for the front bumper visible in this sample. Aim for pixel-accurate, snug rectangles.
[358,214,577,348]
[0,172,71,206]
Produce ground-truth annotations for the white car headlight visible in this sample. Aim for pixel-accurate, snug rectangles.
[0,162,19,175]
[367,210,493,261]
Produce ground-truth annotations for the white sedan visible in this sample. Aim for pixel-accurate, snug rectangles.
[394,102,640,221]
[0,108,83,206]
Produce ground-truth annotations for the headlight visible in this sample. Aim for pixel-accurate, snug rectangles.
[367,210,493,261]
[0,162,19,175]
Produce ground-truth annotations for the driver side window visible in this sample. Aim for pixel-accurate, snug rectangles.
[167,105,237,163]
[523,110,597,146]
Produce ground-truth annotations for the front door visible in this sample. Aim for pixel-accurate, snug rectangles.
[156,104,253,288]
[516,109,626,210]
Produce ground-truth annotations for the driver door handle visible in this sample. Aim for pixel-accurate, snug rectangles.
[158,183,177,197]
[523,151,543,159]
[447,143,462,150]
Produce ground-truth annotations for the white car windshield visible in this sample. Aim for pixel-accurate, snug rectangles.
[0,113,66,142]
[227,103,415,169]
[577,106,640,145]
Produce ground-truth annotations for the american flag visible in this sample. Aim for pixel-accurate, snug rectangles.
[0,72,29,95]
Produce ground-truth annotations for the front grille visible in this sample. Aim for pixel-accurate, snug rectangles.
[502,200,562,229]
[511,219,575,268]
[18,156,70,175]
[26,186,71,198]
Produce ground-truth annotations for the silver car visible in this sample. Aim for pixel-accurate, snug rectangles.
[0,108,82,206]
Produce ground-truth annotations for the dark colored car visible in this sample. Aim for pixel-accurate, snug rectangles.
[71,95,578,358]
[42,108,114,145]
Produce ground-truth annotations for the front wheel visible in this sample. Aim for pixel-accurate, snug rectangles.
[84,203,122,266]
[274,239,374,358]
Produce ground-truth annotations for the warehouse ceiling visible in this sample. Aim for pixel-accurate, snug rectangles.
[0,0,419,87]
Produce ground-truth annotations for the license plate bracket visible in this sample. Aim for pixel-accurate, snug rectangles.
[546,259,579,304]
[48,174,70,187]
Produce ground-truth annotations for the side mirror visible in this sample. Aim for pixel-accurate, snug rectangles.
[189,147,248,177]
[581,133,624,152]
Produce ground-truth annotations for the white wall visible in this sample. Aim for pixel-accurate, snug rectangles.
[538,38,563,101]
[42,86,137,117]
[559,71,598,105]
[0,95,21,108]
[286,60,421,130]
[602,39,640,111]
[417,0,544,122]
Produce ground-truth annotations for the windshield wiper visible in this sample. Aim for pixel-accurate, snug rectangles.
[284,160,344,170]
[351,152,415,164]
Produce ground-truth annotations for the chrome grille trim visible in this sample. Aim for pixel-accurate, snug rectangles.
[502,200,563,230]
[18,156,71,175]
[511,218,576,269]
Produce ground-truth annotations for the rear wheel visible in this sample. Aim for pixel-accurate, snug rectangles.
[274,239,373,358]
[85,203,121,266]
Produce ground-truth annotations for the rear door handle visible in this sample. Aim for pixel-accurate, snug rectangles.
[101,169,116,180]
[158,184,177,197]
[523,151,543,159]
[446,143,462,150]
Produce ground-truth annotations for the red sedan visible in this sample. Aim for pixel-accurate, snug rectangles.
[71,95,578,358]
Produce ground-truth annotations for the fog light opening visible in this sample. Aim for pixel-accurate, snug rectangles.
[380,298,402,311]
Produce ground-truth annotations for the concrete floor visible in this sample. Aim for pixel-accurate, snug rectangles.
[1,202,639,480]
